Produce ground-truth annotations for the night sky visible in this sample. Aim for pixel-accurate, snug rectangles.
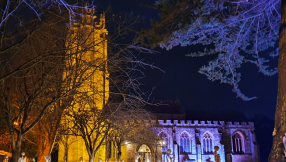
[96,0,278,161]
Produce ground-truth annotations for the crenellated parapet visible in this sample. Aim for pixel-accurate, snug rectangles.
[70,5,107,34]
[157,120,254,128]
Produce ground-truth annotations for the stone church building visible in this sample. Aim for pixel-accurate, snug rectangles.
[57,8,260,162]
[121,101,260,162]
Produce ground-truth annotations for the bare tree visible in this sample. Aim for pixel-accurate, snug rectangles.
[0,117,11,152]
[0,113,37,158]
[0,0,94,84]
[0,0,83,29]
[107,101,155,161]
[125,123,163,162]
[63,98,156,162]
[56,130,79,162]
[63,102,109,162]
[0,11,69,162]
[36,101,66,162]
[0,8,134,162]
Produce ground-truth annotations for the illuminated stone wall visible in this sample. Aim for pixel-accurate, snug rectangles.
[123,120,259,162]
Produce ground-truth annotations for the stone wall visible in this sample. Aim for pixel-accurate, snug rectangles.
[154,119,258,162]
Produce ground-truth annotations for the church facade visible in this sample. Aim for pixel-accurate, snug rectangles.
[123,119,260,162]
[123,101,260,162]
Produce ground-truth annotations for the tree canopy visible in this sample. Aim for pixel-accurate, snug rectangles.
[137,0,280,100]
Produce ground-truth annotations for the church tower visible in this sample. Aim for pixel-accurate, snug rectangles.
[58,7,109,162]
[66,7,109,110]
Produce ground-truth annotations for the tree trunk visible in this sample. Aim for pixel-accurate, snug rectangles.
[269,1,286,161]
[37,126,53,162]
[117,145,121,161]
[37,129,44,162]
[12,135,22,162]
[64,138,68,162]
[37,154,46,162]
[37,136,52,162]
[89,153,95,162]
[39,144,52,162]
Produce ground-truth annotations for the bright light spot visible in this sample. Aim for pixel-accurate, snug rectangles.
[125,142,128,145]
[163,141,165,145]
[141,149,143,151]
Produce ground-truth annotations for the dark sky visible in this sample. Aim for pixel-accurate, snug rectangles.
[95,0,278,161]
[139,46,278,119]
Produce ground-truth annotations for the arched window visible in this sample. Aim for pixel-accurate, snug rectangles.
[203,132,213,153]
[159,132,168,152]
[138,144,151,162]
[138,144,151,153]
[180,132,190,153]
[232,132,245,153]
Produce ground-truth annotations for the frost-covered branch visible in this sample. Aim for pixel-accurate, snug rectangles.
[141,0,280,100]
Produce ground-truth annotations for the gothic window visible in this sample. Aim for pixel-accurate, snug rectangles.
[159,132,168,152]
[138,144,151,153]
[232,132,244,153]
[203,132,213,153]
[180,132,190,153]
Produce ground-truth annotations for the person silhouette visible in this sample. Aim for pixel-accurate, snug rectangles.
[3,155,8,162]
[166,149,172,162]
[283,133,286,157]
[18,152,26,162]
